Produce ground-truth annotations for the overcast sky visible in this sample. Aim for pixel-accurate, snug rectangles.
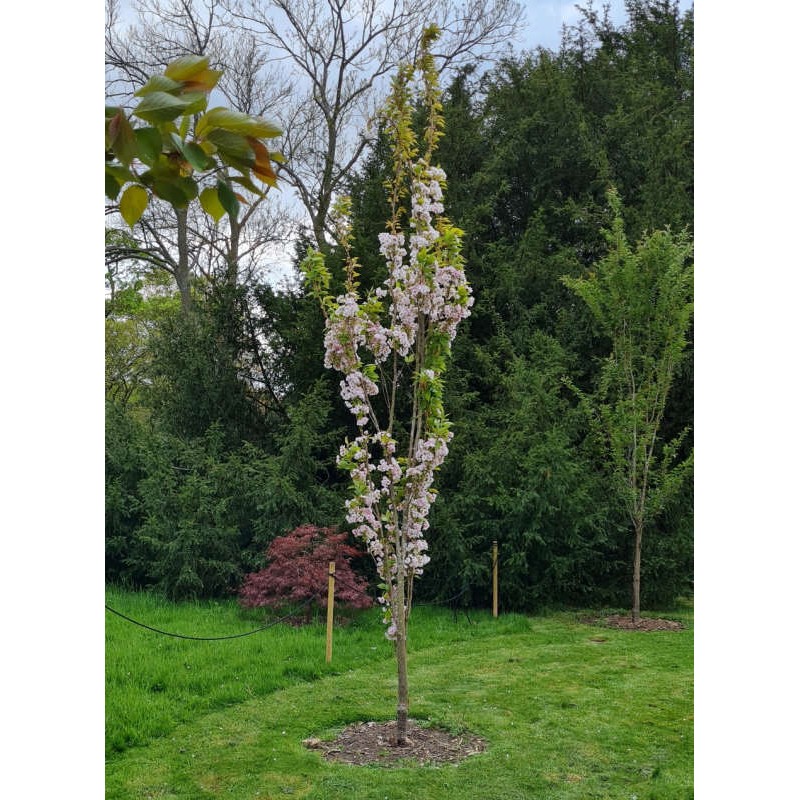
[112,1,695,57]
[519,0,694,52]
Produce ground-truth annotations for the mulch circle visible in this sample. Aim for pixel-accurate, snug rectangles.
[304,720,486,767]
[581,614,684,632]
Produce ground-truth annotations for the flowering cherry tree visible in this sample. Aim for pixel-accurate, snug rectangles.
[300,26,473,745]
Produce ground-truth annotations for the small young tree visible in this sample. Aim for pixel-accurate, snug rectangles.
[300,26,473,744]
[238,525,372,616]
[563,189,693,623]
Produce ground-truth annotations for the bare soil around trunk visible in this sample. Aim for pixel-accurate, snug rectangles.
[581,614,685,631]
[304,720,486,767]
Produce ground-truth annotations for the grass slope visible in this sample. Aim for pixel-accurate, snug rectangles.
[106,591,692,799]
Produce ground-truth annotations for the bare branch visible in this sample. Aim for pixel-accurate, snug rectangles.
[226,0,523,247]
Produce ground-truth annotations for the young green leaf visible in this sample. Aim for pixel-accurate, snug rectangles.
[229,174,264,196]
[181,68,223,93]
[164,55,211,82]
[199,186,226,222]
[204,129,255,165]
[196,107,282,139]
[134,74,183,97]
[151,175,198,207]
[170,134,215,171]
[179,92,209,116]
[134,127,163,165]
[105,170,122,201]
[133,91,191,124]
[106,164,137,186]
[119,184,149,227]
[216,179,240,220]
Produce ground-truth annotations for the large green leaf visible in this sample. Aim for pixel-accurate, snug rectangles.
[196,107,282,139]
[218,151,257,175]
[182,67,223,92]
[164,55,210,82]
[199,186,226,222]
[119,184,149,227]
[134,128,163,166]
[205,129,256,169]
[133,91,190,124]
[185,142,216,171]
[134,74,182,96]
[216,179,240,220]
[139,155,178,184]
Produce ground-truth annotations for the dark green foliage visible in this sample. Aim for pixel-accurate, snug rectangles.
[243,380,347,552]
[105,402,148,586]
[249,279,342,411]
[580,0,694,238]
[133,426,244,599]
[423,334,630,610]
[146,284,276,449]
[105,279,346,598]
[639,483,694,607]
[106,387,345,600]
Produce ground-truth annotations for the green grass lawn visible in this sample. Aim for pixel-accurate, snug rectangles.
[106,589,693,799]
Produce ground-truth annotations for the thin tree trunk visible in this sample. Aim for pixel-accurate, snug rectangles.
[312,207,329,252]
[395,615,409,745]
[632,518,643,623]
[175,207,191,313]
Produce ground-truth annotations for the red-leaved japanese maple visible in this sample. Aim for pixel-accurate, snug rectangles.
[238,524,372,616]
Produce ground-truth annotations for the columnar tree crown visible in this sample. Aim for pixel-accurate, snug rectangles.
[301,25,473,638]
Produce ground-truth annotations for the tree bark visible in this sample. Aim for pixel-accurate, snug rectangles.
[175,207,191,314]
[632,518,643,623]
[395,618,409,745]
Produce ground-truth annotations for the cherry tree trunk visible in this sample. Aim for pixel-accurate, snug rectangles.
[395,619,409,745]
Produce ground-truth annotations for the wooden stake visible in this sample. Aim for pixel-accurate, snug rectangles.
[325,561,335,663]
[492,540,498,618]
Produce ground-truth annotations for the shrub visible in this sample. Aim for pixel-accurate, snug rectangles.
[238,525,373,617]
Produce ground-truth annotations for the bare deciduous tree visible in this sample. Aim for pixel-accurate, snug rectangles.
[106,0,225,100]
[227,0,523,248]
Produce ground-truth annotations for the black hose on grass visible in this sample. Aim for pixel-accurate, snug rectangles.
[104,596,316,641]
